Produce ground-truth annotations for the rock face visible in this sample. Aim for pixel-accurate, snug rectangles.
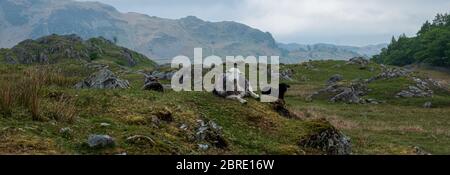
[196,120,228,149]
[75,69,130,89]
[299,119,352,155]
[87,135,115,148]
[143,75,164,92]
[347,57,369,68]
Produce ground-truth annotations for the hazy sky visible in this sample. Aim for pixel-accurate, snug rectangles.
[79,0,449,46]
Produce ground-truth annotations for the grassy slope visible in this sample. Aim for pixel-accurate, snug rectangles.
[283,60,450,154]
[0,62,324,155]
[0,59,449,155]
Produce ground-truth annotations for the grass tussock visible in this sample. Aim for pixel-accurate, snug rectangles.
[44,97,77,123]
[0,82,14,117]
[0,67,78,121]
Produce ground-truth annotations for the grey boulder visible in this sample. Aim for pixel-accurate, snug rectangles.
[75,69,129,89]
[87,135,116,148]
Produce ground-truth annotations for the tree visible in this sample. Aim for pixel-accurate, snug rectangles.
[372,13,450,67]
[113,36,118,44]
[418,21,431,36]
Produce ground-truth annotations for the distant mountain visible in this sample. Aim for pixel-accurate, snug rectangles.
[0,0,281,63]
[0,0,386,64]
[0,34,157,68]
[277,43,387,62]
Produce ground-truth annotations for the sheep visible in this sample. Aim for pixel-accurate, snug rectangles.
[261,83,291,101]
[213,68,260,104]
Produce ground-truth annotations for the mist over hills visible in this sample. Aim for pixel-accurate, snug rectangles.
[0,0,386,64]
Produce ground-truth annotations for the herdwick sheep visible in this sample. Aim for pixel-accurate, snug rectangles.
[261,83,291,101]
[213,68,260,104]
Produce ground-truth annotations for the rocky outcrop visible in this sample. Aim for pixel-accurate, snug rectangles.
[2,34,156,67]
[327,74,343,85]
[347,57,369,68]
[150,71,176,80]
[196,120,228,149]
[120,48,138,67]
[396,86,433,98]
[299,119,352,155]
[143,75,164,92]
[280,69,295,81]
[368,66,409,83]
[395,77,441,98]
[309,79,369,104]
[75,69,130,89]
[423,102,432,108]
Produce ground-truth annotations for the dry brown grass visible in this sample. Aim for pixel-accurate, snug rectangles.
[44,97,77,123]
[0,67,69,121]
[0,82,14,117]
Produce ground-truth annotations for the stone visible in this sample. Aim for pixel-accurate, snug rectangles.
[369,67,409,82]
[198,144,210,151]
[120,48,137,67]
[413,146,432,155]
[280,69,294,81]
[309,80,369,104]
[59,127,72,138]
[347,57,369,67]
[299,119,352,155]
[423,102,432,108]
[196,120,228,149]
[180,124,189,130]
[150,71,175,80]
[143,75,164,92]
[396,86,433,98]
[100,123,111,127]
[327,74,343,85]
[87,135,115,148]
[75,69,129,89]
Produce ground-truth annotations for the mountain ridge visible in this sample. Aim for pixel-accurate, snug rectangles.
[0,0,385,64]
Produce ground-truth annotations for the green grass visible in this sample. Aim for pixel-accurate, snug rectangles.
[0,62,326,155]
[1,59,449,155]
[283,60,450,154]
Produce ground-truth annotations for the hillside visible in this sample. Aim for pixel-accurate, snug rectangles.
[278,43,387,61]
[373,13,450,67]
[0,34,157,69]
[280,60,450,154]
[1,35,450,154]
[0,35,353,155]
[0,0,281,63]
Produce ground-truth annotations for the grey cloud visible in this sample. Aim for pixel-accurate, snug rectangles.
[78,0,450,46]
